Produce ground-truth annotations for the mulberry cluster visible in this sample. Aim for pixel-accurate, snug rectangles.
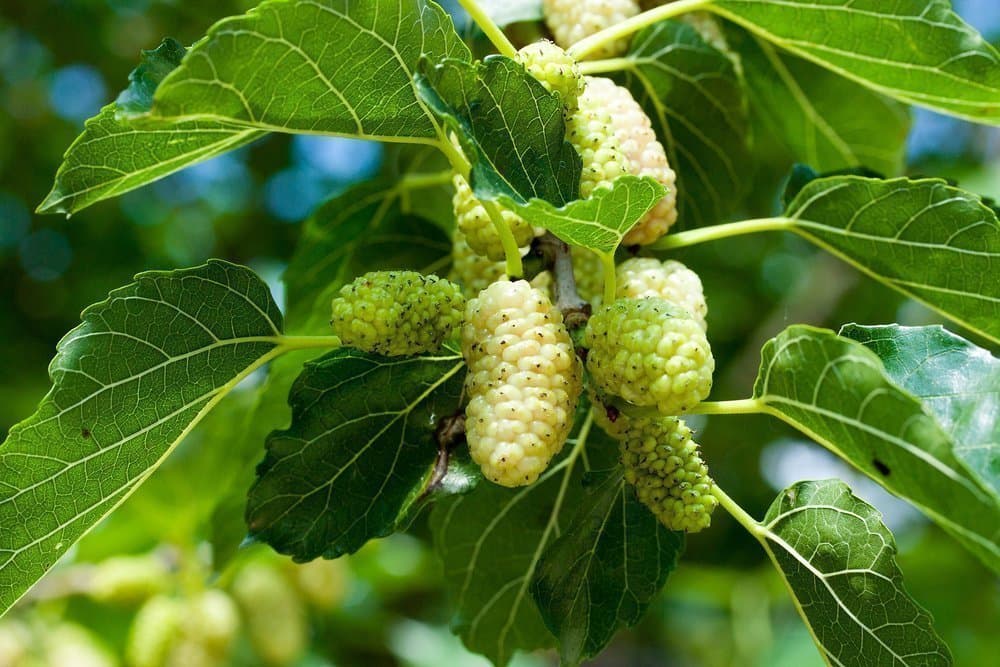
[568,77,633,198]
[462,280,583,486]
[584,297,713,415]
[543,0,641,59]
[621,416,718,532]
[517,40,584,113]
[330,271,465,356]
[452,174,535,261]
[616,257,707,329]
[582,77,677,245]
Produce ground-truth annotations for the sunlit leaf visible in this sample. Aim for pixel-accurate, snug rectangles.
[0,261,284,614]
[753,326,1000,571]
[759,480,952,666]
[710,0,1000,123]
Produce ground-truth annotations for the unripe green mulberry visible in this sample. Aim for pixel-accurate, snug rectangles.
[517,40,584,113]
[543,0,641,59]
[568,77,632,198]
[584,77,677,245]
[584,298,713,414]
[452,175,535,261]
[621,416,718,532]
[330,271,464,356]
[616,257,707,330]
[462,280,583,486]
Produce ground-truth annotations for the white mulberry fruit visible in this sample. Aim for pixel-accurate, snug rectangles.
[330,271,465,356]
[621,416,718,532]
[583,77,677,245]
[543,0,641,59]
[616,257,707,330]
[517,40,584,113]
[568,77,632,198]
[453,174,535,261]
[584,298,713,414]
[462,280,583,486]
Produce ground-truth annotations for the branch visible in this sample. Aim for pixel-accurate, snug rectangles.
[532,232,592,330]
[418,411,468,504]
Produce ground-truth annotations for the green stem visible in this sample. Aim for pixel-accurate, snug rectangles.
[436,135,524,278]
[568,0,714,60]
[600,252,618,305]
[482,199,525,278]
[438,135,472,180]
[278,335,343,351]
[652,217,794,251]
[457,0,517,59]
[688,399,764,416]
[578,57,634,75]
[713,485,765,538]
[397,170,454,191]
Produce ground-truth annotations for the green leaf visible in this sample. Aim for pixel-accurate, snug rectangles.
[753,326,1000,572]
[430,415,607,665]
[115,37,187,114]
[531,468,683,665]
[0,261,284,615]
[37,38,264,216]
[417,55,581,206]
[282,177,452,333]
[246,348,465,561]
[143,0,470,139]
[709,0,1000,124]
[783,176,1000,345]
[503,175,666,255]
[758,479,952,666]
[617,19,751,228]
[842,324,1000,501]
[732,28,909,175]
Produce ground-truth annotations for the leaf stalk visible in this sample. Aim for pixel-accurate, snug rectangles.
[652,217,794,251]
[457,0,518,59]
[568,0,714,60]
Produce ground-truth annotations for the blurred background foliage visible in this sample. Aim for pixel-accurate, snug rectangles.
[0,1,998,665]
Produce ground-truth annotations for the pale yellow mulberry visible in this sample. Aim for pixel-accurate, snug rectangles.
[616,257,707,330]
[583,77,677,245]
[517,40,584,113]
[462,280,583,486]
[543,0,641,59]
[568,77,632,199]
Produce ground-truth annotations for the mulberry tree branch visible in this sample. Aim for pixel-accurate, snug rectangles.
[533,232,591,329]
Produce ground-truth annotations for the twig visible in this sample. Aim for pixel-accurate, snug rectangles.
[533,233,592,329]
[418,412,468,503]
